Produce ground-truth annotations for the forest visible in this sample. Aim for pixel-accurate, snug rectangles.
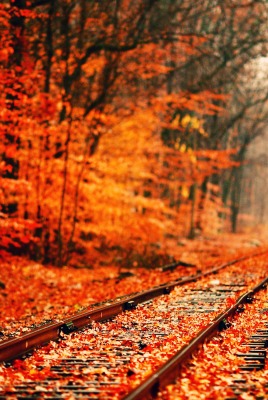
[1,0,268,269]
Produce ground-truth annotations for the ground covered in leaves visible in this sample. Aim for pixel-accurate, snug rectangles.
[0,240,268,400]
[0,232,267,339]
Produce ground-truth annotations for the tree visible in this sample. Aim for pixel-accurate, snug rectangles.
[1,0,268,265]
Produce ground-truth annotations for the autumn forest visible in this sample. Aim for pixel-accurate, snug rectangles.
[1,0,268,269]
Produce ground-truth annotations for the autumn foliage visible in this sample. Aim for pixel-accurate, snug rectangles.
[1,0,268,266]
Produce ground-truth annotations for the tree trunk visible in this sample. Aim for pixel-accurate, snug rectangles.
[2,1,26,215]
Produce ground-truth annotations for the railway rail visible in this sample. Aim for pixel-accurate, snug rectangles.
[0,251,267,399]
[156,280,268,399]
[124,275,268,400]
[0,253,259,363]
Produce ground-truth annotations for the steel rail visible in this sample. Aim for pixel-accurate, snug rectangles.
[123,275,268,400]
[0,251,266,363]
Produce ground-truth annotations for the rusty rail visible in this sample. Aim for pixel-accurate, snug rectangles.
[123,276,268,400]
[0,251,265,363]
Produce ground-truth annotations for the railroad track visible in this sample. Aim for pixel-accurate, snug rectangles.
[156,280,268,400]
[0,254,257,362]
[0,251,267,399]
